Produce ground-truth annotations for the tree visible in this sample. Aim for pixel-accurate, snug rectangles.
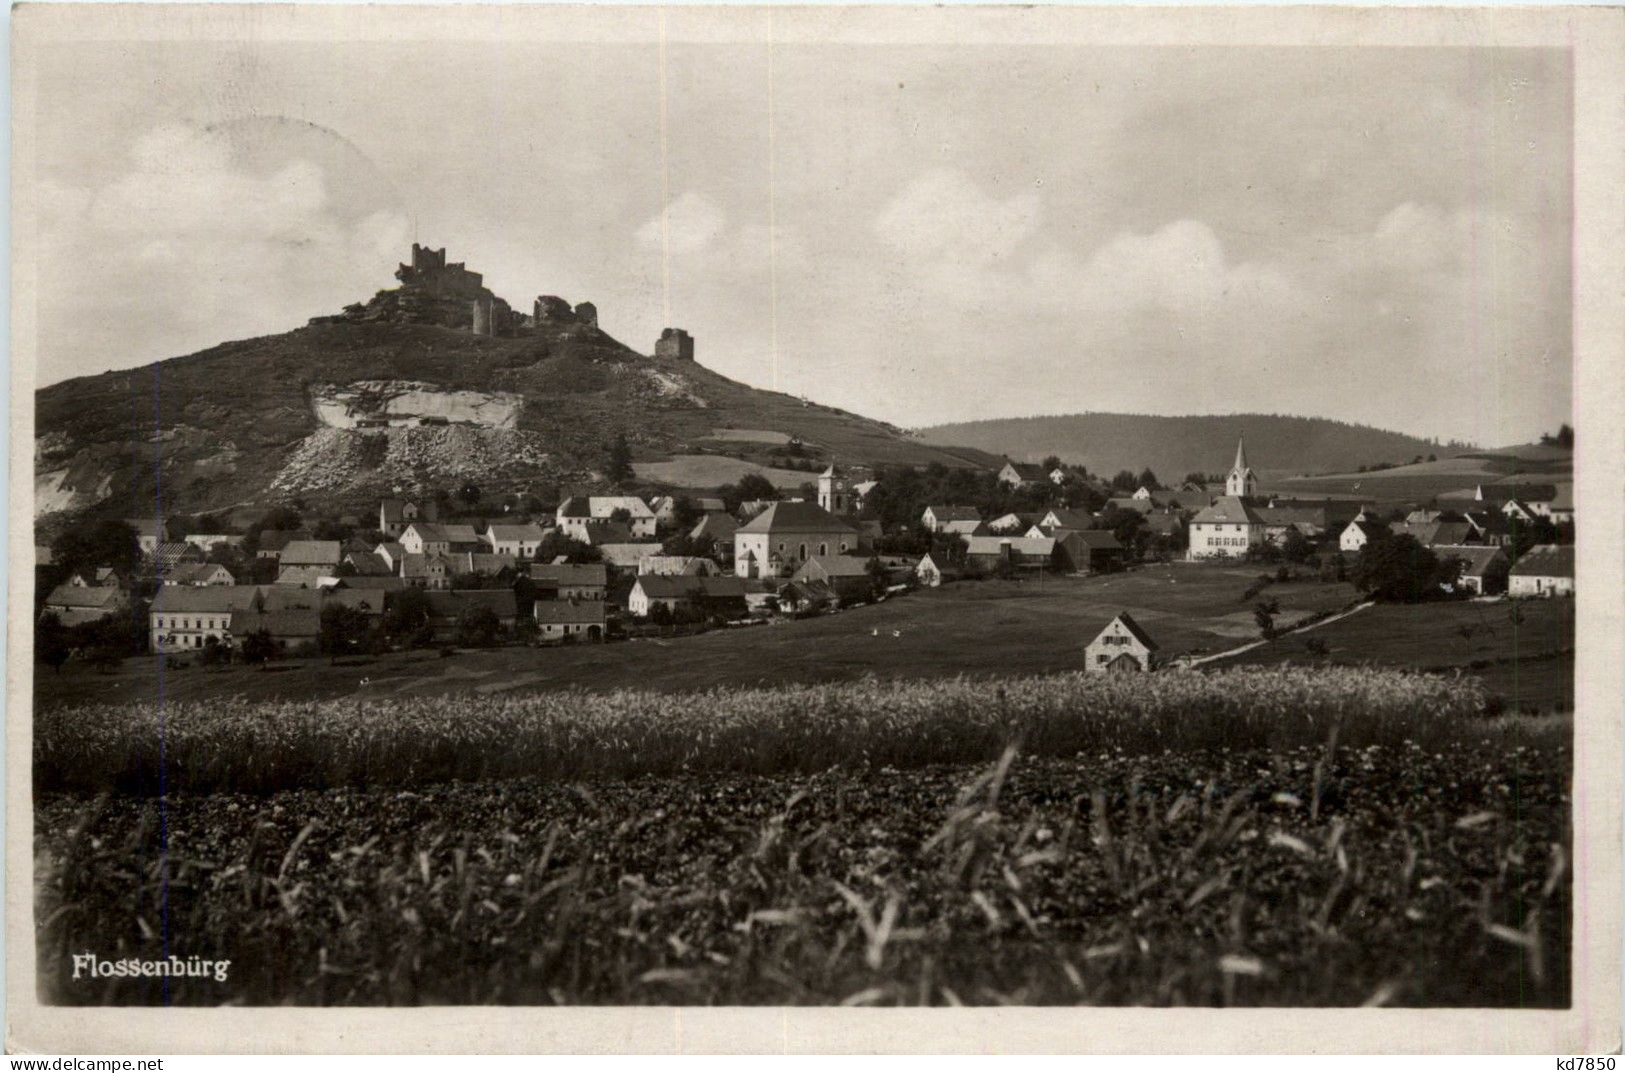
[239,628,277,665]
[605,434,635,484]
[1253,597,1280,639]
[1136,468,1161,492]
[866,555,889,598]
[35,612,70,674]
[1282,528,1313,564]
[534,531,601,564]
[455,605,502,647]
[319,604,372,659]
[671,495,703,531]
[1349,534,1446,603]
[458,482,483,506]
[1506,515,1558,563]
[609,507,632,526]
[1042,455,1062,473]
[383,587,432,641]
[51,519,141,575]
[735,473,777,503]
[1110,470,1139,494]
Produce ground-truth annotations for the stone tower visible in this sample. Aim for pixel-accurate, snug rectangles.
[471,296,495,336]
[817,463,851,515]
[1225,435,1258,498]
[573,302,598,327]
[655,327,694,361]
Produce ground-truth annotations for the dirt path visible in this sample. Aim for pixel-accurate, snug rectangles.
[1187,600,1375,667]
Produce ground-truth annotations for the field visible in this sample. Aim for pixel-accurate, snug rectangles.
[1219,598,1575,714]
[37,565,1364,708]
[632,454,816,490]
[35,669,1568,1006]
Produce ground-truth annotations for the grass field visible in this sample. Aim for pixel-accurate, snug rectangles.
[37,565,1363,708]
[1219,597,1574,714]
[37,731,1569,1006]
[633,454,815,490]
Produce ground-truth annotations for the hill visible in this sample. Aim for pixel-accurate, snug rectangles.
[914,413,1472,482]
[1270,443,1571,501]
[34,250,1001,528]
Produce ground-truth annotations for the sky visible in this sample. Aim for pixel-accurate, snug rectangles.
[26,18,1573,447]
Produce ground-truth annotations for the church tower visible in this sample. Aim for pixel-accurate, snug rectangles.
[817,464,851,515]
[1225,435,1257,498]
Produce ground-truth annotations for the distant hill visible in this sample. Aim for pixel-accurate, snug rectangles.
[1272,443,1571,501]
[34,251,1001,529]
[914,413,1472,482]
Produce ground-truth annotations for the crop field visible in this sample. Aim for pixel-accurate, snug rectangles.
[36,566,1365,708]
[37,725,1568,1006]
[632,454,815,490]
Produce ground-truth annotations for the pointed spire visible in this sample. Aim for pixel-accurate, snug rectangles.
[1232,435,1249,474]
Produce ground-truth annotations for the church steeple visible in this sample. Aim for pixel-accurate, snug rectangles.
[1225,435,1257,498]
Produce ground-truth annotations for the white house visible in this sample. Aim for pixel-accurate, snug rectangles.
[556,496,657,540]
[1434,545,1509,596]
[734,501,859,579]
[921,505,982,535]
[486,523,547,559]
[915,552,958,588]
[1085,612,1158,674]
[399,523,480,556]
[1339,520,1386,554]
[148,585,262,652]
[997,461,1047,489]
[1508,544,1575,597]
[1187,496,1264,559]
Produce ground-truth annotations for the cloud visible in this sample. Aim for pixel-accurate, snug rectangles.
[636,191,726,255]
[36,123,412,382]
[874,168,1040,265]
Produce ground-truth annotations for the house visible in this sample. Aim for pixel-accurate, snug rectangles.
[555,496,657,540]
[321,587,393,622]
[41,583,129,628]
[149,585,263,652]
[792,555,876,602]
[533,599,607,642]
[124,518,167,555]
[776,579,835,615]
[1053,529,1124,575]
[1141,513,1185,539]
[915,552,961,588]
[374,541,407,571]
[1256,506,1329,542]
[276,565,337,589]
[1104,497,1153,516]
[853,481,879,510]
[226,609,321,653]
[344,550,394,577]
[66,566,124,588]
[256,529,312,561]
[398,553,459,589]
[1434,545,1510,596]
[987,512,1040,534]
[921,505,983,535]
[399,523,480,556]
[379,498,436,538]
[965,535,1057,573]
[694,496,727,514]
[691,512,740,546]
[1547,485,1574,526]
[1462,511,1512,547]
[183,533,242,552]
[1049,467,1069,485]
[1338,519,1386,555]
[637,555,716,577]
[628,575,701,617]
[648,496,679,526]
[1084,612,1158,674]
[998,461,1048,489]
[1038,508,1096,531]
[1508,544,1575,598]
[579,521,636,546]
[148,542,205,575]
[529,563,609,602]
[279,540,343,568]
[1188,497,1265,559]
[734,501,861,579]
[161,563,235,587]
[330,575,408,595]
[486,523,548,559]
[423,589,519,641]
[1389,520,1473,548]
[1501,499,1538,523]
[598,542,664,573]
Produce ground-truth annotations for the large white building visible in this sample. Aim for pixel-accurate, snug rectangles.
[1188,496,1264,559]
[733,501,859,578]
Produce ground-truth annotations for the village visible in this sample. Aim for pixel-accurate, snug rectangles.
[35,429,1576,691]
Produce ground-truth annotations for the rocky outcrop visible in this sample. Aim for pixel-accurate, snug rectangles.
[269,425,558,496]
[309,380,524,430]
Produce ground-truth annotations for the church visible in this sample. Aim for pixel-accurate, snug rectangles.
[1187,437,1265,559]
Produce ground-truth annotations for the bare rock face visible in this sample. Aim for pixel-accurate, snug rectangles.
[309,380,524,430]
[269,425,557,497]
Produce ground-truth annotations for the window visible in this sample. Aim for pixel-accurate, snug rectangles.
[819,543,828,557]
[1097,654,1109,664]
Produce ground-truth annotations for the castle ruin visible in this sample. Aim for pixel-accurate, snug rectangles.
[655,327,694,361]
[395,243,485,300]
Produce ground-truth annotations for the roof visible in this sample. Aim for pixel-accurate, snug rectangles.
[334,575,408,592]
[405,523,479,545]
[344,551,393,576]
[1002,461,1048,480]
[1059,529,1123,551]
[598,542,662,568]
[150,585,263,614]
[44,584,125,611]
[1105,611,1159,651]
[1509,544,1575,579]
[534,599,608,625]
[580,521,634,545]
[279,540,342,565]
[591,495,656,518]
[229,609,321,638]
[695,497,727,513]
[151,542,203,568]
[124,517,164,538]
[925,505,982,522]
[691,513,740,541]
[965,535,1056,557]
[1433,545,1507,576]
[379,498,417,523]
[556,496,590,518]
[796,555,874,578]
[633,575,703,599]
[529,562,608,587]
[375,541,405,560]
[425,589,518,619]
[1041,508,1095,529]
[735,501,857,535]
[1256,506,1328,528]
[257,529,311,553]
[276,565,334,588]
[1344,520,1386,541]
[164,563,232,585]
[1191,496,1264,525]
[1549,485,1574,511]
[402,551,516,576]
[488,523,546,542]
